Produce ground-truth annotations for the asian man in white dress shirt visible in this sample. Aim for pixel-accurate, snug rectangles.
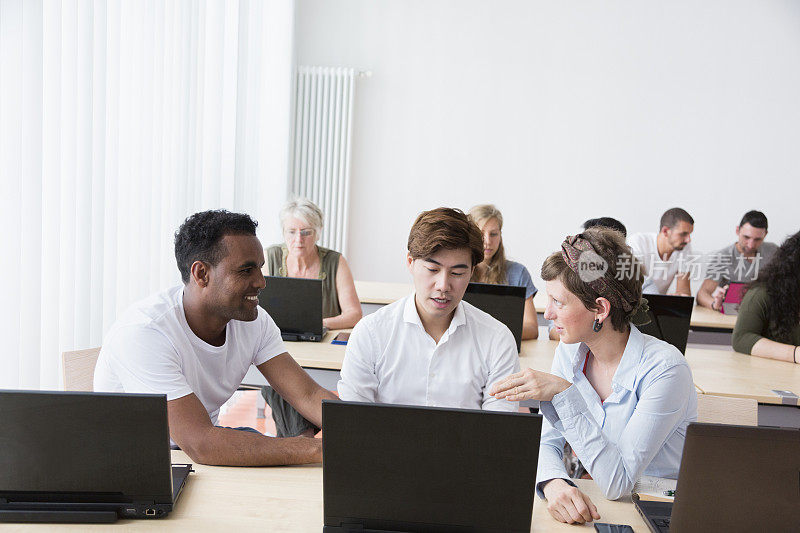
[337,207,520,411]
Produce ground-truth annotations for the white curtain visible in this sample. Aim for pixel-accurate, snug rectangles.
[0,0,294,390]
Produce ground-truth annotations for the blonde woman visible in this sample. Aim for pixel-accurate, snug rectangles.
[468,204,538,339]
[264,198,362,330]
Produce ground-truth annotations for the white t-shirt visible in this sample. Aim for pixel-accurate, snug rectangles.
[94,285,286,425]
[628,233,694,294]
[337,294,521,412]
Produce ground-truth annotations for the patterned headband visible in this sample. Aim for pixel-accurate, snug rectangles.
[560,234,637,313]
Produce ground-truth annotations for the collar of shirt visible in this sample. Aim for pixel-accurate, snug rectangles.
[402,292,467,345]
[565,325,644,404]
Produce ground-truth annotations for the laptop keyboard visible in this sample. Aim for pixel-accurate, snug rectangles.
[654,517,670,531]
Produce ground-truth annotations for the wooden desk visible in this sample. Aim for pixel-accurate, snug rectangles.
[357,280,737,332]
[686,347,800,405]
[355,280,412,305]
[13,450,648,531]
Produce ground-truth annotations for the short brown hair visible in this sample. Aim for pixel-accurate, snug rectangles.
[659,207,694,231]
[541,227,644,332]
[408,207,484,267]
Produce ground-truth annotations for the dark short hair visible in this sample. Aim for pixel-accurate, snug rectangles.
[407,207,484,267]
[174,210,258,283]
[739,210,768,230]
[659,207,694,231]
[583,217,627,238]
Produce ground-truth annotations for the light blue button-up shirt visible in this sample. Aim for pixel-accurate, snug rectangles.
[535,325,697,500]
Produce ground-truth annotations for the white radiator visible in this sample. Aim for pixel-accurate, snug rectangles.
[290,66,356,254]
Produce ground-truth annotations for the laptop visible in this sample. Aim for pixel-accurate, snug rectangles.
[322,400,542,533]
[462,282,526,352]
[634,422,800,532]
[0,390,192,523]
[722,281,747,316]
[259,275,328,342]
[637,294,694,354]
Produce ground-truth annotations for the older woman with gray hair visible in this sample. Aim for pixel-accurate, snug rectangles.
[264,198,361,330]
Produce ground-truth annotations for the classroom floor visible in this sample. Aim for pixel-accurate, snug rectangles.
[217,390,275,435]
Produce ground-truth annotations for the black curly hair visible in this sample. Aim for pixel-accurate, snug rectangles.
[750,230,800,343]
[174,210,258,283]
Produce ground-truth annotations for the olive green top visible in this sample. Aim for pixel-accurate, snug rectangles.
[732,285,800,354]
[266,244,341,319]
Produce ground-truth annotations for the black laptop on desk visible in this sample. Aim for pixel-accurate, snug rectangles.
[259,276,328,342]
[462,282,526,352]
[634,422,800,533]
[0,390,192,523]
[636,294,694,354]
[322,400,542,533]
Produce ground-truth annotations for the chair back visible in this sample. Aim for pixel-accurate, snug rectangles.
[696,393,758,426]
[62,347,101,391]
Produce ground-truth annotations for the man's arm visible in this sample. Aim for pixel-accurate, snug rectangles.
[257,352,338,429]
[674,272,691,296]
[168,392,322,466]
[696,278,720,309]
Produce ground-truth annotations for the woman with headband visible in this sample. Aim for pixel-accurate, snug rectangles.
[491,227,697,525]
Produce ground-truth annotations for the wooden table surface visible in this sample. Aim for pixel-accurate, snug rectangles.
[6,451,650,532]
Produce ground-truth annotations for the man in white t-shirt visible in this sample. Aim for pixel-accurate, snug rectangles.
[628,208,695,296]
[337,207,520,411]
[94,210,337,466]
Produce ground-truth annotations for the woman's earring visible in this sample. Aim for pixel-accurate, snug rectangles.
[593,318,603,332]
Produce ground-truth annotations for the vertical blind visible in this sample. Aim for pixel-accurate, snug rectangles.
[0,0,294,390]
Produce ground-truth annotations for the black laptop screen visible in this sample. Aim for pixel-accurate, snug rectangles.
[259,276,324,335]
[636,294,694,354]
[0,391,173,503]
[462,282,526,352]
[322,401,542,533]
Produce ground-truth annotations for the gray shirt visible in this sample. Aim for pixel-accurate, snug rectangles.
[705,242,777,285]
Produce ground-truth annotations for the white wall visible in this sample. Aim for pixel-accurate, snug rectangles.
[295,0,800,290]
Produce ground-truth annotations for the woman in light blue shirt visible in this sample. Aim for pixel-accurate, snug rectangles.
[468,204,538,339]
[492,227,697,525]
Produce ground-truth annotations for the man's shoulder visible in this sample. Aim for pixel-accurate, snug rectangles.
[711,242,737,258]
[355,296,407,331]
[460,300,512,338]
[110,286,184,333]
[629,233,655,252]
[759,242,779,257]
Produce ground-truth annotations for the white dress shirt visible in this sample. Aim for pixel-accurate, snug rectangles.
[536,325,697,500]
[337,294,520,412]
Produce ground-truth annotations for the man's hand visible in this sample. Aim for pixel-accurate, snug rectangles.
[542,479,601,525]
[711,285,728,312]
[490,368,571,402]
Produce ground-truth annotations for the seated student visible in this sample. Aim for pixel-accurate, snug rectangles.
[337,207,520,411]
[548,217,654,340]
[697,210,777,311]
[492,228,697,524]
[732,230,800,363]
[468,204,538,339]
[94,210,337,466]
[264,197,361,330]
[629,207,695,296]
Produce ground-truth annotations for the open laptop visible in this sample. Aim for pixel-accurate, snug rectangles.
[462,282,526,352]
[634,422,800,532]
[0,390,192,523]
[259,275,328,341]
[322,400,542,533]
[722,281,747,315]
[637,294,694,354]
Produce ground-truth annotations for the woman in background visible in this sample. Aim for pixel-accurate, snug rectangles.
[265,197,361,330]
[468,204,538,339]
[732,230,800,363]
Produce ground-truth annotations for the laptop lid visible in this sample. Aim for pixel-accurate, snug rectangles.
[462,282,526,352]
[670,422,800,532]
[637,294,694,354]
[259,276,324,335]
[0,390,174,507]
[322,400,542,533]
